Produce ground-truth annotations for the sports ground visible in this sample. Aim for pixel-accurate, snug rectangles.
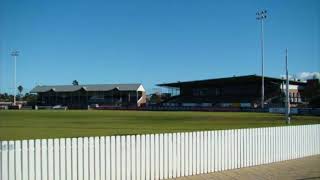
[0,110,319,140]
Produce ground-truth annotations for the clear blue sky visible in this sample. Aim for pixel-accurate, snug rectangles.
[0,0,319,94]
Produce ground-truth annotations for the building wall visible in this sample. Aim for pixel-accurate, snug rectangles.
[137,91,147,107]
[178,82,280,103]
[37,90,143,107]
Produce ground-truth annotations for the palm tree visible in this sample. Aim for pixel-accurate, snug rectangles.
[17,85,23,100]
[72,80,79,86]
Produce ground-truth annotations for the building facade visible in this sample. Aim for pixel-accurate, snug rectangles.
[158,75,306,108]
[30,84,146,108]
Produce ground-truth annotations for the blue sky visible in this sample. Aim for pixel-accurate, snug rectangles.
[0,0,319,94]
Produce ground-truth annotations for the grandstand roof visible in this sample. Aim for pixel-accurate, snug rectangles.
[158,75,306,87]
[30,84,144,93]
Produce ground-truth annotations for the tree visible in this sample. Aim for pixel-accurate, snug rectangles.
[17,85,23,100]
[148,92,171,104]
[72,80,79,86]
[0,93,14,102]
[23,93,38,105]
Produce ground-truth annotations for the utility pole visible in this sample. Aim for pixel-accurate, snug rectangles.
[256,10,267,108]
[11,50,19,105]
[285,48,290,124]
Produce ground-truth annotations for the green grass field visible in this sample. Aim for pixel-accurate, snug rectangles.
[0,110,319,140]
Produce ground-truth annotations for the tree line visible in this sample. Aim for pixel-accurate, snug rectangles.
[0,80,79,104]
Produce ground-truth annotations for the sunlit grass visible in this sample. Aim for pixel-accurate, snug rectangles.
[0,110,319,140]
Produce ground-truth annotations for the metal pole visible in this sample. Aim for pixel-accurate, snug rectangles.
[14,55,17,105]
[256,10,267,108]
[261,18,265,108]
[285,48,290,124]
[11,50,19,106]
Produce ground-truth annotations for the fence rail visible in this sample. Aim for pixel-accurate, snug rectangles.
[1,124,320,180]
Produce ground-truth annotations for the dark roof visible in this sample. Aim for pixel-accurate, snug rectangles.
[30,84,143,93]
[158,75,306,87]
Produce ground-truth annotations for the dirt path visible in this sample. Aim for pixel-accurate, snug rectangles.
[170,155,320,180]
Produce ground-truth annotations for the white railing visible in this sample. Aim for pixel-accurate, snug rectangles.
[1,124,319,180]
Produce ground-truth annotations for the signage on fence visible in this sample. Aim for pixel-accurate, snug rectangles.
[269,108,298,114]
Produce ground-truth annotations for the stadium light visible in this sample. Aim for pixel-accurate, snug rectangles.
[256,10,267,108]
[11,50,19,105]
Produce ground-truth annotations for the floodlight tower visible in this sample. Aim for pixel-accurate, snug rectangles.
[256,10,267,108]
[11,50,19,105]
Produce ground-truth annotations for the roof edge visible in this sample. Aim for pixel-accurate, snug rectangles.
[157,74,306,87]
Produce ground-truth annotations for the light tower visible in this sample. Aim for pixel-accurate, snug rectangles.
[256,10,267,108]
[11,50,19,105]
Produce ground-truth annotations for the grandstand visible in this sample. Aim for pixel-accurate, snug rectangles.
[158,75,306,108]
[30,84,146,108]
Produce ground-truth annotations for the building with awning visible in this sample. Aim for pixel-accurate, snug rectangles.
[157,75,307,108]
[30,84,146,108]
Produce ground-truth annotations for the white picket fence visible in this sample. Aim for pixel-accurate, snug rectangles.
[1,124,320,180]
